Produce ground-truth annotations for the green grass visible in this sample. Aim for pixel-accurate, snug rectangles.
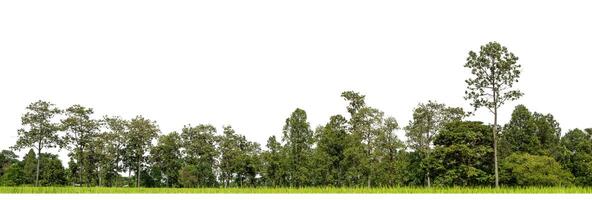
[1,186,592,193]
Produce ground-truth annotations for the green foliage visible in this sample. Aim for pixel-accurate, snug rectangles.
[313,115,349,186]
[405,101,465,186]
[37,153,66,186]
[261,135,288,187]
[150,132,183,187]
[3,186,592,193]
[218,126,261,187]
[464,42,523,111]
[560,129,592,186]
[464,41,524,187]
[21,149,37,185]
[61,104,100,186]
[500,105,562,158]
[1,164,24,186]
[6,89,591,189]
[180,124,218,187]
[0,150,19,178]
[12,100,62,186]
[432,121,494,186]
[500,153,573,186]
[126,116,160,187]
[282,108,314,187]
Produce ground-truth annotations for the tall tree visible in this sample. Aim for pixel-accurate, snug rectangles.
[341,91,386,187]
[126,116,159,187]
[282,108,314,187]
[150,132,183,187]
[103,116,129,186]
[313,115,349,186]
[373,117,405,186]
[11,100,62,186]
[180,124,218,187]
[62,104,100,186]
[261,135,287,187]
[404,101,465,187]
[432,121,494,186]
[464,41,523,187]
[218,126,261,187]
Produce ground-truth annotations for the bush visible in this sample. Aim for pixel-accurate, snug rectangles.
[501,153,573,186]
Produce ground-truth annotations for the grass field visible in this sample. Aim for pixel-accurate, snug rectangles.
[1,186,592,193]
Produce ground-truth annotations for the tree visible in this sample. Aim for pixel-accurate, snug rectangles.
[282,108,314,187]
[180,124,218,187]
[218,126,261,187]
[0,150,19,177]
[500,153,573,186]
[261,135,287,187]
[432,121,494,186]
[126,116,159,187]
[341,91,387,187]
[373,117,405,186]
[178,165,200,188]
[499,105,562,158]
[11,100,62,186]
[102,116,129,186]
[464,41,523,187]
[150,132,183,187]
[560,129,592,186]
[62,104,100,186]
[404,101,465,187]
[37,153,67,186]
[313,115,349,186]
[22,149,37,185]
[1,163,24,186]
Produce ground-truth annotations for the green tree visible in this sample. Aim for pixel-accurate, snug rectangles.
[1,163,24,186]
[103,116,129,186]
[180,124,218,187]
[150,132,183,187]
[500,153,573,186]
[11,100,62,186]
[313,115,349,186]
[341,91,388,187]
[126,116,159,187]
[464,41,523,187]
[404,101,465,187]
[432,121,494,186]
[261,135,287,187]
[61,104,100,186]
[499,105,562,158]
[218,126,261,187]
[22,149,37,185]
[282,108,314,187]
[0,150,19,177]
[560,129,592,186]
[37,153,66,186]
[373,117,405,186]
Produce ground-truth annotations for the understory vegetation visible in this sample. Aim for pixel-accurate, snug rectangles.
[2,186,592,194]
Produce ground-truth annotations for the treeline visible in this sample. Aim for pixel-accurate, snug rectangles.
[2,42,591,188]
[2,94,590,188]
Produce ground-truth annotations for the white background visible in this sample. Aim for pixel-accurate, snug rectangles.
[1,0,591,163]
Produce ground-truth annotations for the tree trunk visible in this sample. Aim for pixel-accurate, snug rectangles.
[79,147,83,186]
[137,155,141,188]
[426,124,431,188]
[35,141,42,187]
[493,107,499,188]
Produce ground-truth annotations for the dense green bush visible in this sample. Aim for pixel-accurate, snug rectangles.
[500,153,573,186]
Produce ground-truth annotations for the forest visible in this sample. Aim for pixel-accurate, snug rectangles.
[1,42,590,188]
